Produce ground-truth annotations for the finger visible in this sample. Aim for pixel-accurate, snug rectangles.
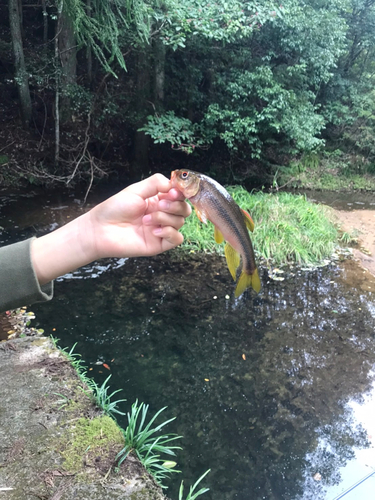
[158,199,192,218]
[158,188,186,201]
[143,212,185,230]
[126,174,171,200]
[153,226,184,251]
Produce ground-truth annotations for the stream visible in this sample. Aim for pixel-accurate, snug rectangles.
[1,186,375,500]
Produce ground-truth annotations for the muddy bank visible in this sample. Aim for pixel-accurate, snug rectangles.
[0,336,166,500]
[333,208,375,277]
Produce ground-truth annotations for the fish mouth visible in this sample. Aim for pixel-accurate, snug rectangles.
[170,170,177,181]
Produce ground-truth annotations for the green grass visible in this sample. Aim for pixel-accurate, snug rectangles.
[179,187,339,266]
[117,400,182,488]
[179,469,211,500]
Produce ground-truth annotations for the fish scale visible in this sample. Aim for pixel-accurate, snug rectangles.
[171,169,261,297]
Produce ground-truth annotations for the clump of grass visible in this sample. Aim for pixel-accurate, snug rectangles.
[117,400,182,488]
[180,187,339,266]
[179,469,211,500]
[53,340,126,417]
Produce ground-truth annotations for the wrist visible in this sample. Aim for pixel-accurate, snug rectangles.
[31,213,99,285]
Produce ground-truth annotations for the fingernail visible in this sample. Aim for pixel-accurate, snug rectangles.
[153,227,163,234]
[159,200,171,210]
[143,214,152,224]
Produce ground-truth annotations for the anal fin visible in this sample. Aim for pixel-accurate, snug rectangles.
[224,243,240,281]
[214,226,224,244]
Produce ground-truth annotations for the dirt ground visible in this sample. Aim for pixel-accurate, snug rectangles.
[333,208,375,277]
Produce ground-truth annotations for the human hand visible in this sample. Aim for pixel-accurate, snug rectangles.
[85,173,191,260]
[32,174,191,285]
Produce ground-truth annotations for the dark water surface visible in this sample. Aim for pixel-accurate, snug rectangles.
[2,187,375,499]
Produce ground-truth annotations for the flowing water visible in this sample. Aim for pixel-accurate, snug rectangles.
[1,186,375,500]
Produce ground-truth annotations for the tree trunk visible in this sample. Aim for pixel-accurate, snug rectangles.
[153,36,165,108]
[54,0,63,165]
[58,1,77,122]
[41,0,48,55]
[8,0,32,127]
[133,49,151,176]
[86,0,93,86]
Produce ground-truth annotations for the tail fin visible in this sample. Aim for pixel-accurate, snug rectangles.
[235,268,261,297]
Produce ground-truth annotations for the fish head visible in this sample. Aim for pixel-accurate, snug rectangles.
[170,169,201,199]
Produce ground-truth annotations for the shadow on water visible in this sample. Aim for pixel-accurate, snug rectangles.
[32,254,375,500]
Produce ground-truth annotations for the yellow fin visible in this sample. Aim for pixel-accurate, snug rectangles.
[214,226,224,244]
[235,268,261,297]
[224,243,240,281]
[242,209,255,232]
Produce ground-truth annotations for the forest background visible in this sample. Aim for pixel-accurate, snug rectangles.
[1,0,375,190]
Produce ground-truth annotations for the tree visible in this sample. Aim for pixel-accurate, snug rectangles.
[8,0,32,127]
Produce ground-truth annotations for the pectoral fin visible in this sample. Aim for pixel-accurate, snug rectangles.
[194,207,207,224]
[224,243,240,281]
[242,209,255,232]
[214,226,224,244]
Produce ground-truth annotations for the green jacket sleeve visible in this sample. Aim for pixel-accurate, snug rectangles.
[0,238,54,312]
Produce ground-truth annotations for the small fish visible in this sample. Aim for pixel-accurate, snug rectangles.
[171,169,261,297]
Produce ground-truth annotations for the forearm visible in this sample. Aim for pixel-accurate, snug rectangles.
[0,239,53,312]
[31,212,97,285]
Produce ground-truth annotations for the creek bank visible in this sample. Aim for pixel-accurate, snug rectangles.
[0,336,167,500]
[333,208,375,277]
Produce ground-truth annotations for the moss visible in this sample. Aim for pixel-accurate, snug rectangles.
[59,415,124,474]
[31,337,49,347]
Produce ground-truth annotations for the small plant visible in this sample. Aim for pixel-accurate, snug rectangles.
[88,375,126,417]
[117,400,182,487]
[340,229,358,245]
[52,339,126,417]
[58,342,92,385]
[179,469,211,500]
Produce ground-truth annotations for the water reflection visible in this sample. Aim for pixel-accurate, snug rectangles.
[32,255,375,500]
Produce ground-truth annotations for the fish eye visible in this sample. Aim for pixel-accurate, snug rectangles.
[181,171,189,179]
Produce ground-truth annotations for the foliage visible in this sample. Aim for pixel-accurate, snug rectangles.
[117,400,182,487]
[54,341,127,417]
[139,111,200,153]
[179,469,211,500]
[3,0,375,185]
[66,0,149,74]
[275,150,375,190]
[87,375,127,417]
[3,308,44,339]
[179,186,339,265]
[153,0,283,49]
